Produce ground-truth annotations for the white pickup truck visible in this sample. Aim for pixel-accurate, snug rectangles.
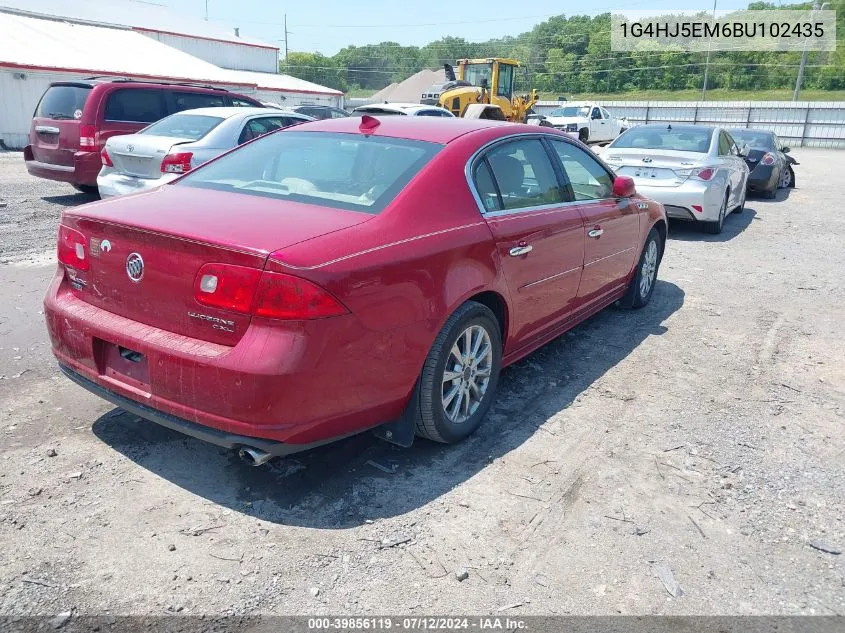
[543,103,628,144]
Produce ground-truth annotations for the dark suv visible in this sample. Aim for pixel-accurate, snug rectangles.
[24,78,263,193]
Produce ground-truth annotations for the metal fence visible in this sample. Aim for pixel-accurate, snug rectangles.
[536,100,845,149]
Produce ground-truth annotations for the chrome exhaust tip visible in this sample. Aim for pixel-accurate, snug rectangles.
[237,446,273,467]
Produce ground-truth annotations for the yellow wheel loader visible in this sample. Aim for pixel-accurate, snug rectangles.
[420,58,539,122]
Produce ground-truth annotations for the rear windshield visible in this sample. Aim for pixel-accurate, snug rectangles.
[141,114,224,141]
[35,85,92,120]
[612,127,713,153]
[178,131,442,214]
[727,130,775,150]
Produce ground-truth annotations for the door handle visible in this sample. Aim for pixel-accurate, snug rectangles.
[509,245,533,257]
[588,228,604,238]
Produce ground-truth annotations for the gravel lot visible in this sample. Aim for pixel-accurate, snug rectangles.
[0,149,843,620]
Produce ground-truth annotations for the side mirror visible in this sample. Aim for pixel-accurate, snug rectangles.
[782,146,790,153]
[612,175,636,198]
[740,143,751,157]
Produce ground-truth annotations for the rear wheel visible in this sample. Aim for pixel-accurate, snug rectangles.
[620,228,662,309]
[702,191,728,234]
[733,186,746,213]
[778,165,794,189]
[416,302,502,444]
[72,184,99,197]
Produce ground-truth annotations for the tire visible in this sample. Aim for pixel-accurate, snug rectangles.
[72,184,99,197]
[702,191,728,234]
[733,186,746,213]
[778,165,795,189]
[416,302,502,444]
[578,128,589,143]
[619,228,662,309]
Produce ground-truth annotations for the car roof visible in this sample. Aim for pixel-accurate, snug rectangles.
[634,123,717,133]
[172,107,302,118]
[727,128,773,136]
[292,116,517,144]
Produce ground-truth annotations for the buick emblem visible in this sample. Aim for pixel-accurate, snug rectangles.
[126,252,144,282]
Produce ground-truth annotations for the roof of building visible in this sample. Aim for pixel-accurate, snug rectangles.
[0,12,343,97]
[0,11,253,86]
[223,69,343,97]
[0,0,277,49]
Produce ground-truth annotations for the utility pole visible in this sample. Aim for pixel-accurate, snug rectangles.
[794,1,827,101]
[204,0,208,21]
[701,0,718,100]
[284,14,289,61]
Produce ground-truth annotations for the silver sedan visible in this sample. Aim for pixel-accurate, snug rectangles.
[602,124,750,234]
[97,107,313,198]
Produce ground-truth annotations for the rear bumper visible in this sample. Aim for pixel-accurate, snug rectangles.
[44,267,419,448]
[747,164,777,192]
[59,364,338,456]
[97,170,177,198]
[24,148,101,186]
[633,180,723,222]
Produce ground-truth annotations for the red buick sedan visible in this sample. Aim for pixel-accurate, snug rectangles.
[44,116,667,465]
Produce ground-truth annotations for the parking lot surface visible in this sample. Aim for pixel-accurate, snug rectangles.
[0,149,843,617]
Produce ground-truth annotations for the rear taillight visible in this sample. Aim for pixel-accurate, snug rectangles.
[100,147,113,167]
[760,153,776,166]
[193,264,348,320]
[691,167,716,181]
[161,152,193,174]
[57,225,89,272]
[79,124,96,151]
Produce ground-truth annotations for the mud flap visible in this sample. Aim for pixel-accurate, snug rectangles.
[371,383,420,448]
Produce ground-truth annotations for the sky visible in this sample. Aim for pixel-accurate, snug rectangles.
[156,0,755,56]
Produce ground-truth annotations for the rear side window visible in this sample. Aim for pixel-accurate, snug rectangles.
[171,91,227,112]
[482,139,563,211]
[178,131,442,214]
[141,114,224,141]
[232,97,258,107]
[238,117,289,144]
[35,85,92,120]
[104,89,167,123]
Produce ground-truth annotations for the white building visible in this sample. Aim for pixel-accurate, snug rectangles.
[0,1,343,148]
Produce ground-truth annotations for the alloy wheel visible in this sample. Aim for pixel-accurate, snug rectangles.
[441,325,493,424]
[639,240,658,298]
[779,167,791,188]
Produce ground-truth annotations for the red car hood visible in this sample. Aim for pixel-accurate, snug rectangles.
[65,184,373,256]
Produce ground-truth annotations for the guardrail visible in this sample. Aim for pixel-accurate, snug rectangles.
[535,100,845,149]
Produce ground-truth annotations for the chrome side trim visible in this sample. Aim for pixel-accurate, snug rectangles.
[584,247,636,267]
[521,266,581,289]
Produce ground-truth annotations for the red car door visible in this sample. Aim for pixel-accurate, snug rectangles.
[548,139,640,303]
[473,138,585,349]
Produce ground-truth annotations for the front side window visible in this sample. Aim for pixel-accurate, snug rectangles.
[463,63,493,88]
[591,108,602,120]
[104,89,167,123]
[549,140,613,201]
[480,139,563,211]
[179,131,442,214]
[496,64,514,98]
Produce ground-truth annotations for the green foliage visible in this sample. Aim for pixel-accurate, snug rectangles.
[280,1,845,96]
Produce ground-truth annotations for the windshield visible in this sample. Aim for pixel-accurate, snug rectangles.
[550,106,590,117]
[462,63,493,88]
[141,114,224,140]
[178,131,442,214]
[35,85,92,120]
[727,130,775,150]
[611,127,713,153]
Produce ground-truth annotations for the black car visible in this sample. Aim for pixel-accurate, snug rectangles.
[727,128,797,199]
[291,105,350,120]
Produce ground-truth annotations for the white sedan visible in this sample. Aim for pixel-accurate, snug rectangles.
[602,124,750,235]
[544,103,628,144]
[350,103,455,117]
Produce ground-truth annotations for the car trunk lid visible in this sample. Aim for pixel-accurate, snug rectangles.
[60,186,372,346]
[606,149,705,188]
[106,134,191,179]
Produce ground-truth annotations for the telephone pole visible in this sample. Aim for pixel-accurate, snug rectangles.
[794,1,828,101]
[204,0,208,21]
[701,0,718,100]
[284,14,289,61]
